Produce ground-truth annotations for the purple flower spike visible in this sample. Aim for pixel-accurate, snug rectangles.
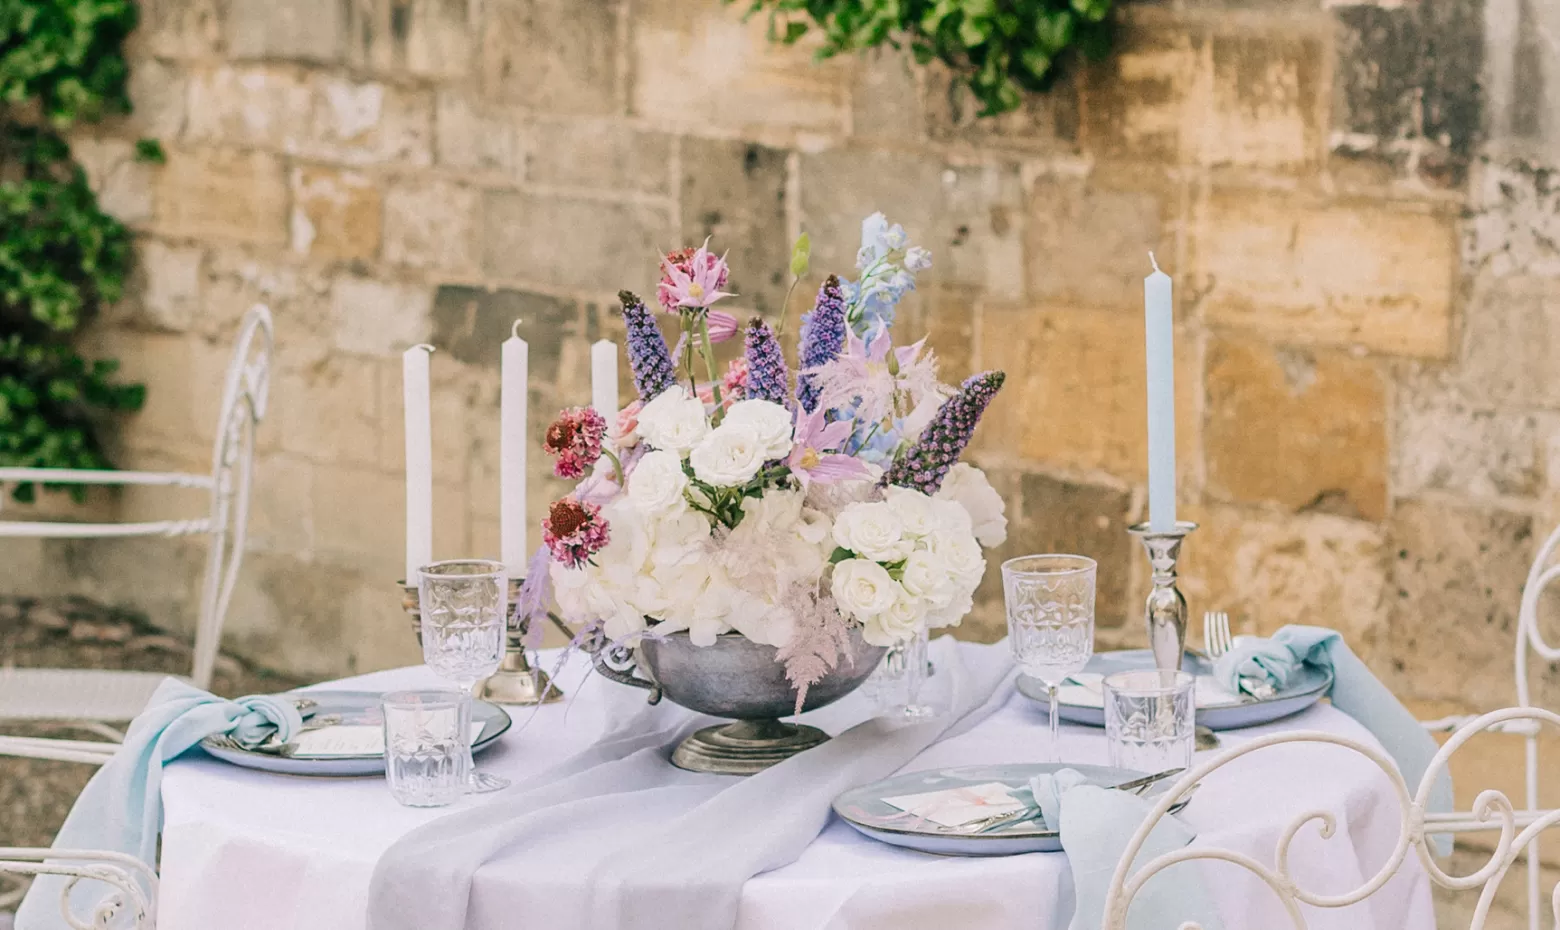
[798,275,846,413]
[881,371,1006,495]
[743,318,790,406]
[619,290,677,401]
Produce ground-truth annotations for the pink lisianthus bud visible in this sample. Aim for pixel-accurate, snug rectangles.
[705,309,739,342]
[613,400,644,449]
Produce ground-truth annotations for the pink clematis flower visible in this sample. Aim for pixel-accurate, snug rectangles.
[786,406,873,485]
[658,239,735,311]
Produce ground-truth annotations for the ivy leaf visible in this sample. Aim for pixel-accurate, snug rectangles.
[1069,0,1111,24]
[1034,9,1075,53]
[829,547,855,564]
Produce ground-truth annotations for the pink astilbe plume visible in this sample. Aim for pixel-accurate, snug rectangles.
[804,329,945,428]
[775,594,855,715]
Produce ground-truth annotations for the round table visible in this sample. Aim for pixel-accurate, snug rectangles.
[157,646,1434,930]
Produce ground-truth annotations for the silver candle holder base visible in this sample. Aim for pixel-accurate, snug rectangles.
[400,579,563,706]
[1127,521,1198,671]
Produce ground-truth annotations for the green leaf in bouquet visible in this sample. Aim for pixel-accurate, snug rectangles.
[829,547,855,564]
[790,232,811,278]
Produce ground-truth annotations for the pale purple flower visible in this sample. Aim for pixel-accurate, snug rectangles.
[803,328,946,428]
[787,407,873,485]
[658,239,735,310]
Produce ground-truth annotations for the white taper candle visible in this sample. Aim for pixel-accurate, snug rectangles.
[501,321,529,576]
[591,339,619,423]
[1144,253,1176,533]
[402,344,434,582]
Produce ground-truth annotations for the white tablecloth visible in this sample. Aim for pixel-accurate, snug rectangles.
[158,648,1434,930]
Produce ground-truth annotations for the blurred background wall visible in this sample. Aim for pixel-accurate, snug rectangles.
[0,0,1555,748]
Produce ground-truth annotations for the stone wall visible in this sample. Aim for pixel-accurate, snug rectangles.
[3,0,1558,789]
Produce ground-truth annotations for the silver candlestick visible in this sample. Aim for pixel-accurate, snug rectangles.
[1127,521,1198,671]
[400,578,564,705]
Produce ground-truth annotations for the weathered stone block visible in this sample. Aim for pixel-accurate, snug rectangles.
[430,285,585,382]
[483,0,619,115]
[681,138,788,317]
[331,276,432,357]
[1468,161,1560,279]
[291,167,382,262]
[1385,498,1533,709]
[1459,274,1560,410]
[187,67,434,166]
[633,0,849,136]
[482,192,673,297]
[925,60,1078,151]
[854,47,928,144]
[1200,32,1325,170]
[799,149,1025,297]
[311,465,404,568]
[246,453,316,554]
[227,0,344,64]
[71,138,154,225]
[1080,21,1203,163]
[1206,336,1388,521]
[1332,0,1483,165]
[155,147,289,246]
[383,179,479,273]
[1024,163,1180,310]
[1174,504,1388,649]
[1193,189,1456,358]
[135,240,204,332]
[348,0,475,80]
[435,92,521,175]
[969,468,1135,638]
[126,59,188,139]
[273,357,384,468]
[527,120,673,196]
[973,304,1201,485]
[134,0,222,59]
[1395,378,1542,500]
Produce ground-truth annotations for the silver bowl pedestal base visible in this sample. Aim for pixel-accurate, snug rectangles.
[672,719,830,775]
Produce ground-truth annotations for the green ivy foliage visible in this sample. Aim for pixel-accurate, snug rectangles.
[0,0,144,501]
[731,0,1114,116]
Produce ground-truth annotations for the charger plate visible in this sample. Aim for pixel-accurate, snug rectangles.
[833,763,1191,857]
[1016,649,1332,731]
[198,690,511,777]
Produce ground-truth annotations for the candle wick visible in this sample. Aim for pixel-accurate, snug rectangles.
[411,344,435,354]
[511,319,524,339]
[1148,251,1161,274]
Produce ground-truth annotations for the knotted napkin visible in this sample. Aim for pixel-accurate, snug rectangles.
[367,637,1016,930]
[16,678,302,930]
[1031,769,1222,930]
[1211,624,1453,854]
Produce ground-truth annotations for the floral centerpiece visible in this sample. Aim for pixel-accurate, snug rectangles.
[535,215,1008,713]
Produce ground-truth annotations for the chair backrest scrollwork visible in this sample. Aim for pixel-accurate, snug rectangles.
[1103,709,1560,930]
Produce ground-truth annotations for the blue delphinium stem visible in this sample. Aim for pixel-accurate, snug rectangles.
[881,371,1006,495]
[797,275,846,413]
[619,290,677,401]
[743,318,791,406]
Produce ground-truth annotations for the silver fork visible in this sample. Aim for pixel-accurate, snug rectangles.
[1202,611,1275,700]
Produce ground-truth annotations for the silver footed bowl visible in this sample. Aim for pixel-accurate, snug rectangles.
[591,627,886,776]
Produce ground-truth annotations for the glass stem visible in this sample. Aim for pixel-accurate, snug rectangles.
[1047,683,1062,765]
[459,684,478,776]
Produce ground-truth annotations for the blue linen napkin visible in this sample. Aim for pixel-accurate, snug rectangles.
[1031,770,1222,930]
[15,678,302,930]
[1211,624,1453,854]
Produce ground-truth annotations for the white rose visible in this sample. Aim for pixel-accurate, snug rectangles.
[863,591,926,646]
[721,399,794,460]
[689,422,768,487]
[925,587,974,629]
[883,486,941,537]
[831,559,900,618]
[626,449,689,514]
[927,526,985,582]
[833,501,912,562]
[795,507,832,549]
[636,385,709,455]
[936,463,1008,548]
[900,550,955,608]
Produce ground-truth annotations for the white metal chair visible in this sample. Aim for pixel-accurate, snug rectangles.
[0,304,273,733]
[1103,709,1560,929]
[0,848,156,929]
[1414,521,1560,930]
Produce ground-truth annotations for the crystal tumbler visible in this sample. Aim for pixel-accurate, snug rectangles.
[382,689,468,808]
[1104,669,1196,775]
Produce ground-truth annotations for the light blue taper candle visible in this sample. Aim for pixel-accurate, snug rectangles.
[1145,253,1176,532]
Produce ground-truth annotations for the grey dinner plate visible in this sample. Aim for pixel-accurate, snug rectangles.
[833,763,1190,857]
[198,690,512,777]
[1016,649,1333,731]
